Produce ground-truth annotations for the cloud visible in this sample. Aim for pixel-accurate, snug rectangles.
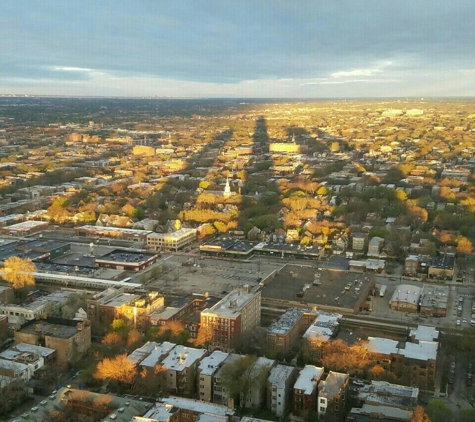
[0,1,474,96]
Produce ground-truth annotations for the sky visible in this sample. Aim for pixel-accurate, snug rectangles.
[1,1,474,98]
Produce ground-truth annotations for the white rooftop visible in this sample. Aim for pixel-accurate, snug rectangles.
[389,284,421,306]
[400,341,438,361]
[365,337,399,355]
[198,351,229,376]
[319,371,349,399]
[161,396,234,416]
[140,342,176,368]
[267,308,308,335]
[268,364,296,388]
[410,325,440,342]
[128,341,161,364]
[161,345,206,372]
[202,287,259,317]
[303,312,341,341]
[294,365,324,395]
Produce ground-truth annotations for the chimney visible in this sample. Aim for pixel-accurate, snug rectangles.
[77,322,83,331]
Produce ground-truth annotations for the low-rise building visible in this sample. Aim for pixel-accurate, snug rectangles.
[160,345,207,397]
[197,350,229,402]
[241,357,275,409]
[404,255,418,276]
[389,285,421,313]
[14,318,91,369]
[267,364,297,417]
[147,228,197,252]
[266,308,317,355]
[358,381,419,410]
[293,365,324,416]
[87,287,163,330]
[317,371,349,420]
[419,284,449,317]
[213,354,244,405]
[428,255,455,280]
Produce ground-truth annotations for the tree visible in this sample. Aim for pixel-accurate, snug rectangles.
[411,406,431,422]
[194,325,214,348]
[425,400,452,422]
[457,236,473,254]
[102,332,123,346]
[127,328,142,348]
[47,196,71,223]
[94,354,136,384]
[2,256,36,290]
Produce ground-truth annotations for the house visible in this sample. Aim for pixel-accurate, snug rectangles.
[317,371,349,420]
[293,365,324,416]
[267,364,298,417]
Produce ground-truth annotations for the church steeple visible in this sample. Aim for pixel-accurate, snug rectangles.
[224,177,231,197]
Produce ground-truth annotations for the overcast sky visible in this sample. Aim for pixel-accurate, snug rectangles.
[1,1,474,98]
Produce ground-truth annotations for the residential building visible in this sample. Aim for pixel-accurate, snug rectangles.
[357,381,419,410]
[14,318,91,369]
[241,357,275,409]
[160,345,207,397]
[0,359,30,382]
[404,255,418,276]
[147,228,197,252]
[428,255,455,280]
[293,365,324,416]
[213,353,244,405]
[87,287,163,330]
[128,341,176,370]
[200,285,261,352]
[352,232,367,252]
[368,237,384,257]
[317,371,349,420]
[347,404,413,421]
[266,308,317,355]
[197,350,229,402]
[267,364,297,417]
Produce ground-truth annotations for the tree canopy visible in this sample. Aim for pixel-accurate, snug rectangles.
[2,256,36,290]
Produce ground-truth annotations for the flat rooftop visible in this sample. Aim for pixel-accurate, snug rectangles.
[96,249,157,264]
[161,397,234,416]
[267,308,310,335]
[161,345,206,372]
[202,287,258,318]
[77,225,153,236]
[198,351,229,376]
[102,293,139,308]
[268,364,296,388]
[294,365,324,395]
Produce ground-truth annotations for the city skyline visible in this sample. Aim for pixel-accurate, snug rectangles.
[1,1,474,98]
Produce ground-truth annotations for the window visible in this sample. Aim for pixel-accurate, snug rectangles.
[320,398,325,404]
[320,407,325,412]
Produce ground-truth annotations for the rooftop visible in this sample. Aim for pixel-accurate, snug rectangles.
[267,308,308,335]
[303,312,342,341]
[399,340,438,361]
[161,345,206,372]
[202,286,259,318]
[294,365,324,395]
[161,396,234,416]
[268,364,296,388]
[365,337,399,356]
[389,284,421,306]
[409,325,440,342]
[319,371,348,399]
[198,350,229,376]
[140,342,176,368]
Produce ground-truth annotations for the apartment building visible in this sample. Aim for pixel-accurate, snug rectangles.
[197,350,229,402]
[317,371,349,420]
[147,228,197,252]
[241,357,275,409]
[14,318,91,369]
[293,365,324,416]
[87,287,163,330]
[200,285,261,352]
[160,345,207,397]
[267,364,298,417]
[213,354,244,406]
[128,341,176,371]
[266,308,317,355]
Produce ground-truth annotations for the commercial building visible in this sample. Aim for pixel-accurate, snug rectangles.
[94,249,159,271]
[147,228,197,252]
[419,285,449,317]
[200,285,261,352]
[0,220,49,236]
[14,318,91,369]
[160,345,207,397]
[75,225,152,242]
[267,364,298,417]
[389,285,421,313]
[87,287,163,330]
[293,365,324,416]
[317,371,349,420]
[197,350,229,402]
